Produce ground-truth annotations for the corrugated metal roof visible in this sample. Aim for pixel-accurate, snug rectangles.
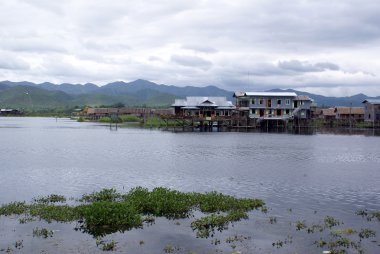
[233,91,246,97]
[172,96,234,108]
[322,108,335,116]
[244,92,297,97]
[363,99,380,104]
[295,95,312,101]
[181,106,200,109]
[217,106,236,109]
[335,107,364,115]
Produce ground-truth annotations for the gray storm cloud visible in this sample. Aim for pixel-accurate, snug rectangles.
[278,60,340,73]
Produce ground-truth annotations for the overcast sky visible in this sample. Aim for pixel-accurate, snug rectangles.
[1,0,380,96]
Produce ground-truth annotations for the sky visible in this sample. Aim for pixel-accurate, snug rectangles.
[1,0,380,96]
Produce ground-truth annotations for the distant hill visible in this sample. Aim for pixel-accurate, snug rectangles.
[1,79,379,111]
[95,79,233,100]
[39,82,99,95]
[0,85,73,110]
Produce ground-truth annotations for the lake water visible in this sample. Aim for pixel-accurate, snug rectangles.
[1,117,380,253]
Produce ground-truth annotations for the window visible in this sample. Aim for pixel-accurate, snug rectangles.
[285,99,290,105]
[285,109,290,114]
[239,100,249,107]
[251,99,255,105]
[277,99,281,105]
[259,98,264,105]
[276,109,281,116]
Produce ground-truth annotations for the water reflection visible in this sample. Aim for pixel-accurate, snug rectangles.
[0,117,380,253]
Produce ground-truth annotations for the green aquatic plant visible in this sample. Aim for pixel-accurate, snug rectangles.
[330,228,356,237]
[299,213,379,254]
[33,194,66,204]
[307,224,324,234]
[80,188,122,203]
[29,204,79,223]
[356,209,380,222]
[19,216,34,224]
[14,240,23,250]
[358,228,376,239]
[324,216,341,229]
[102,240,116,251]
[32,227,53,238]
[95,237,117,251]
[0,201,28,216]
[119,115,141,122]
[272,235,293,249]
[295,220,307,230]
[371,211,380,222]
[0,187,264,240]
[75,201,142,236]
[191,210,248,238]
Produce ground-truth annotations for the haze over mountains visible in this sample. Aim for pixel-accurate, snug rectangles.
[0,79,379,111]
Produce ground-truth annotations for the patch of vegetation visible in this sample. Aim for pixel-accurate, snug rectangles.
[102,240,117,251]
[356,209,380,222]
[33,194,66,204]
[0,201,28,215]
[163,244,175,253]
[225,234,251,244]
[80,188,122,203]
[295,220,307,230]
[75,201,142,236]
[119,115,141,122]
[29,204,79,223]
[32,227,53,238]
[19,216,35,224]
[143,116,181,128]
[272,235,293,249]
[307,224,324,234]
[358,228,376,239]
[324,216,341,228]
[0,187,264,239]
[96,237,117,251]
[98,116,122,123]
[14,240,23,250]
[191,210,248,238]
[295,213,380,254]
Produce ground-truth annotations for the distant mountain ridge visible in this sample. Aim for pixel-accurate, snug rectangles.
[0,79,379,111]
[267,88,379,107]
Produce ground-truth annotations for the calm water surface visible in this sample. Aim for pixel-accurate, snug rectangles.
[0,117,380,253]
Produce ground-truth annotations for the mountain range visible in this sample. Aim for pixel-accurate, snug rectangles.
[0,79,379,111]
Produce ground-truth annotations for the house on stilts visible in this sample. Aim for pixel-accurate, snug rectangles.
[233,91,313,128]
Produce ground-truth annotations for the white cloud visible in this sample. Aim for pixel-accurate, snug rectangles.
[0,52,30,70]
